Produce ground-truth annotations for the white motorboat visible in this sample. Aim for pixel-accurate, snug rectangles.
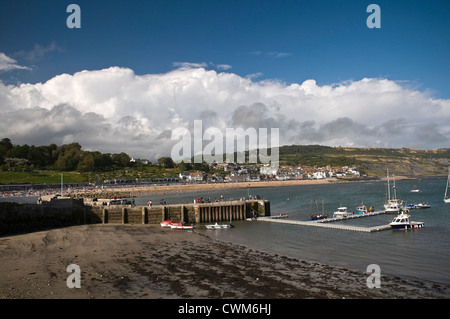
[384,200,404,213]
[389,212,424,230]
[333,207,352,218]
[413,202,431,209]
[205,222,233,229]
[410,186,421,193]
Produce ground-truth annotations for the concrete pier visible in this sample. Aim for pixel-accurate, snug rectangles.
[194,200,247,223]
[89,199,270,225]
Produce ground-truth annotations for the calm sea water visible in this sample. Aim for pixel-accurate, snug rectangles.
[136,177,450,285]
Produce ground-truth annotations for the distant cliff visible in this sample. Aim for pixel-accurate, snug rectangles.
[278,145,450,176]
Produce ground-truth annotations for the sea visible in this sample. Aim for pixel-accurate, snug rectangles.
[134,177,450,285]
[3,177,450,285]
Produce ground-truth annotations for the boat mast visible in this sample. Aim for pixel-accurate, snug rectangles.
[392,173,397,200]
[310,199,317,215]
[386,169,391,201]
[445,167,450,200]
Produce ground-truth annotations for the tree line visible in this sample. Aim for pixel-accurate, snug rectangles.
[0,138,132,172]
[0,138,212,173]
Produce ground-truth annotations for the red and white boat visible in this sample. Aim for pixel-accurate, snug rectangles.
[170,222,194,230]
[160,220,172,227]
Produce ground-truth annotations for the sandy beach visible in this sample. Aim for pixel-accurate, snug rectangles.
[100,179,334,195]
[72,178,350,199]
[1,224,449,299]
[73,176,419,198]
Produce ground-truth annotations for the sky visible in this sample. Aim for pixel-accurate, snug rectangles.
[0,0,449,161]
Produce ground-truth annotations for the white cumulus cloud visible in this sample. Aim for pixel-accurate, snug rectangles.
[0,66,448,161]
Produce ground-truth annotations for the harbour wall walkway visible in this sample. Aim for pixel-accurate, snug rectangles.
[88,199,270,224]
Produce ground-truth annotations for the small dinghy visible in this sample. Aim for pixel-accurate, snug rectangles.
[160,220,172,227]
[205,222,233,229]
[170,222,194,230]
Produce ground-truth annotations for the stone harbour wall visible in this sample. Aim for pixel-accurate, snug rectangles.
[0,199,270,236]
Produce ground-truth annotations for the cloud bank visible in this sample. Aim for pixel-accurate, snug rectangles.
[0,65,448,161]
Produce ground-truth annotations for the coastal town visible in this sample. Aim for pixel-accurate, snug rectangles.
[177,163,364,184]
[0,161,364,198]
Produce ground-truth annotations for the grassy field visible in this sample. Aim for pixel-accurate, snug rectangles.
[0,171,88,185]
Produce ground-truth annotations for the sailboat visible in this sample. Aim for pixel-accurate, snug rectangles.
[311,199,328,220]
[444,167,450,204]
[384,170,404,213]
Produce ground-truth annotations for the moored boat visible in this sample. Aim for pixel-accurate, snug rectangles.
[356,203,374,214]
[311,199,328,220]
[170,222,194,230]
[333,207,352,218]
[384,170,404,213]
[160,220,172,227]
[356,205,367,214]
[384,200,404,213]
[311,214,328,220]
[413,202,431,209]
[205,222,232,229]
[410,187,421,193]
[389,212,424,230]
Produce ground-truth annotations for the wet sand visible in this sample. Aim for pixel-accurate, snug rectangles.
[0,224,448,299]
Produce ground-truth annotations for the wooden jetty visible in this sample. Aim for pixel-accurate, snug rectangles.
[257,211,392,233]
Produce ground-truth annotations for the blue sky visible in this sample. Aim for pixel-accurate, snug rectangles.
[1,0,448,97]
[0,1,449,158]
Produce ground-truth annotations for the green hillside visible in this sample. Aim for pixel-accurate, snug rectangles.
[1,136,449,185]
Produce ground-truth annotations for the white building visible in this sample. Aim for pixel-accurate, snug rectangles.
[260,166,279,176]
[189,172,204,182]
[179,172,190,181]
